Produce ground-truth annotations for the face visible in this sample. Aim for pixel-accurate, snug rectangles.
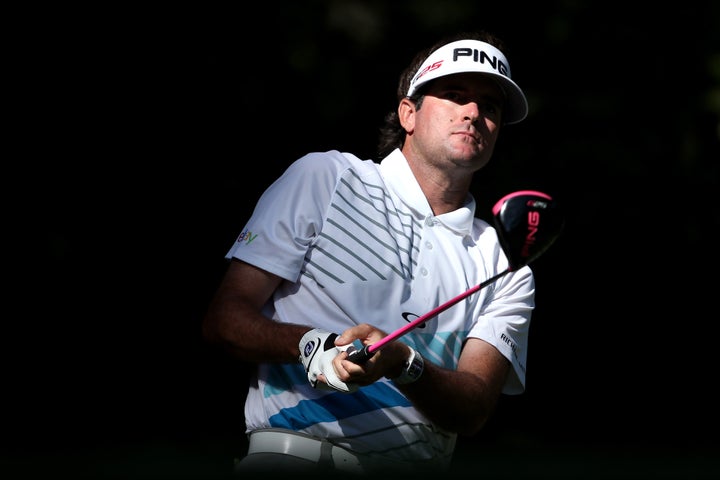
[400,73,505,173]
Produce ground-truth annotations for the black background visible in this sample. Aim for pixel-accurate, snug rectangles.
[8,1,720,478]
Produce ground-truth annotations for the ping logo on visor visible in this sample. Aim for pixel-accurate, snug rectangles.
[412,47,508,85]
[406,39,529,124]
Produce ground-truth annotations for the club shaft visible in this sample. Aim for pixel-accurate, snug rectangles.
[348,268,511,363]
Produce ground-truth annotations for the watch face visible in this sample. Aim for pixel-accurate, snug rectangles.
[394,349,424,384]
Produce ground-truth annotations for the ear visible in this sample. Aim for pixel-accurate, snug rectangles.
[398,98,416,133]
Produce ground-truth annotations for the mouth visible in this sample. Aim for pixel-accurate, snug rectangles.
[454,130,481,143]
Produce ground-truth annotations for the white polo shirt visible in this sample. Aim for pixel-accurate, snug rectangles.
[227,148,534,466]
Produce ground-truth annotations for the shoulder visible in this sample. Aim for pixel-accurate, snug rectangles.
[289,150,378,176]
[471,216,496,241]
[471,217,509,267]
[275,151,379,196]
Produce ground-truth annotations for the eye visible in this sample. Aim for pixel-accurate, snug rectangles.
[441,91,463,102]
[481,102,498,114]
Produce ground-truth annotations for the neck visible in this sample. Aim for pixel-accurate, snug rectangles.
[404,154,472,216]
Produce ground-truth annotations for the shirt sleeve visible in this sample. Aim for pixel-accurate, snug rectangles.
[226,151,347,282]
[469,265,535,394]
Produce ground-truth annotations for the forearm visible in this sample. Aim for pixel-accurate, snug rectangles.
[203,298,309,363]
[398,362,503,435]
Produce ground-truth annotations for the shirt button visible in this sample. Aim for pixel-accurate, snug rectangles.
[420,267,428,276]
[425,241,433,250]
[425,217,434,227]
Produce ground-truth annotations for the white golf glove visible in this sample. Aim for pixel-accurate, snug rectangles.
[299,329,358,393]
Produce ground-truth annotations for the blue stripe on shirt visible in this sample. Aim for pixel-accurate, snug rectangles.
[268,382,411,430]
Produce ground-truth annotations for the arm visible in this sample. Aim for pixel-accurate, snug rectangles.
[202,258,310,363]
[334,326,509,436]
[399,338,510,435]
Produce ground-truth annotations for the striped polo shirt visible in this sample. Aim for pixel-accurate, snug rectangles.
[227,148,534,466]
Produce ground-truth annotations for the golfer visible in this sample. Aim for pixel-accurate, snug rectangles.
[202,29,534,474]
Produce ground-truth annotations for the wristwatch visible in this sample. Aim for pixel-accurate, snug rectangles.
[393,347,424,385]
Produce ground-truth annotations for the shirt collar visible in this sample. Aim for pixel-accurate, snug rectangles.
[379,149,476,236]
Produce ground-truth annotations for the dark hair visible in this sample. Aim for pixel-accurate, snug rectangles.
[377,31,507,159]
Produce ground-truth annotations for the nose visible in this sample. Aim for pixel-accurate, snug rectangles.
[463,103,481,123]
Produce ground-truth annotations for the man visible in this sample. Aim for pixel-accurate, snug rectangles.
[202,30,533,474]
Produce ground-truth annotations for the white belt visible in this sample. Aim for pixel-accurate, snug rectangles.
[247,429,365,473]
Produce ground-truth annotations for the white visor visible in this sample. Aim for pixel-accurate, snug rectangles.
[407,39,528,124]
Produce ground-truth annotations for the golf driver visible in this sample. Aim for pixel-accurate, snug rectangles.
[347,189,564,364]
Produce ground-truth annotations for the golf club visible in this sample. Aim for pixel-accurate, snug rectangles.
[347,190,564,364]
